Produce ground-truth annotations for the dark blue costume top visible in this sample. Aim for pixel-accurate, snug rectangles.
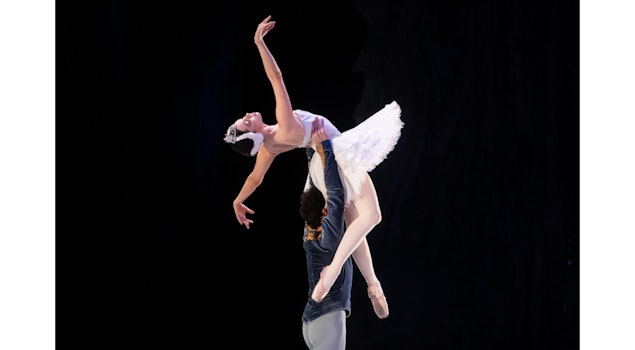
[301,139,353,323]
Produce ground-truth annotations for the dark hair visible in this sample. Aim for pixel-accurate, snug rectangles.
[299,187,326,229]
[230,130,254,157]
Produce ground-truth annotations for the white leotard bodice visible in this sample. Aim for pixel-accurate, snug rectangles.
[294,110,342,148]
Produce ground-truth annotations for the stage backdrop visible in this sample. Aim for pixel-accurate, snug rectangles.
[58,0,579,349]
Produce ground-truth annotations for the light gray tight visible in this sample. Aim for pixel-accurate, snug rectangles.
[301,310,346,350]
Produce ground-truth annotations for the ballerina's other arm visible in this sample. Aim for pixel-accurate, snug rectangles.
[254,15,303,138]
[232,16,303,229]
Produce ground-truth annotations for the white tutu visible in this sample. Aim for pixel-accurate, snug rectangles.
[331,101,404,203]
[300,101,404,205]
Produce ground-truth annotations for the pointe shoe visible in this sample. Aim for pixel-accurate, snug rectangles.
[367,284,389,319]
[311,266,331,303]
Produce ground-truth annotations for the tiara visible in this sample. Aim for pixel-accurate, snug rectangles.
[224,124,237,143]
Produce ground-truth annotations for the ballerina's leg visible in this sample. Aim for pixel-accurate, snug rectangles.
[312,174,389,317]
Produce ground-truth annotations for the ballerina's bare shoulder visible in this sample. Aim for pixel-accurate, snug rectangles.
[262,113,306,154]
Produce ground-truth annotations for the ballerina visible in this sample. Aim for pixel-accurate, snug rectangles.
[223,15,403,319]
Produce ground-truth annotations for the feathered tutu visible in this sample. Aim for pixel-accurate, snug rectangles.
[331,101,404,203]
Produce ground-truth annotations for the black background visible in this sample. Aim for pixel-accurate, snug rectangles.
[58,0,579,349]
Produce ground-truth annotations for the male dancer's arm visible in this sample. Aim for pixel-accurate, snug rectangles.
[316,139,345,239]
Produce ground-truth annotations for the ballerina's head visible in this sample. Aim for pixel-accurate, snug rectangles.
[223,112,265,157]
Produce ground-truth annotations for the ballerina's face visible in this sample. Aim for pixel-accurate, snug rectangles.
[235,112,263,133]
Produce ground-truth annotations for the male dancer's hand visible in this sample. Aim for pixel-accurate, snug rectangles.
[311,117,328,144]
